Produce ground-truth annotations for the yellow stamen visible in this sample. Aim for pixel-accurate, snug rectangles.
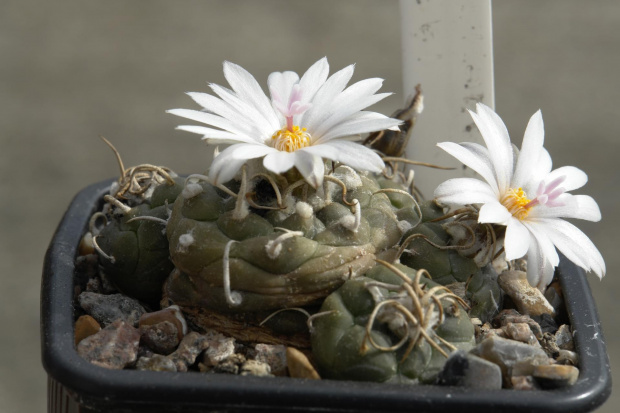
[271,125,311,152]
[500,187,532,220]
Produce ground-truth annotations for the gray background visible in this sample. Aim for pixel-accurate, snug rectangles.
[1,0,617,411]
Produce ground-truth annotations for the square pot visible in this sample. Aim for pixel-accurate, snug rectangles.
[42,180,612,412]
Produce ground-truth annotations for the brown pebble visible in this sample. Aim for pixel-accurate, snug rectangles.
[286,347,320,380]
[135,355,177,372]
[140,321,180,355]
[254,344,288,376]
[533,364,579,388]
[240,360,272,377]
[557,350,579,366]
[74,315,101,346]
[139,305,187,341]
[168,332,210,372]
[77,320,140,369]
[493,309,543,339]
[540,332,560,357]
[504,323,538,346]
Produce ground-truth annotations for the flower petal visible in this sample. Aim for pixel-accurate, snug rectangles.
[301,140,385,173]
[521,220,560,267]
[526,235,556,290]
[504,218,531,260]
[262,150,297,174]
[434,177,499,205]
[186,92,266,137]
[535,218,606,279]
[301,64,355,131]
[298,57,329,102]
[294,150,325,188]
[267,71,300,107]
[314,114,402,144]
[437,142,498,193]
[529,194,601,221]
[175,125,258,145]
[223,61,281,129]
[311,77,389,137]
[525,148,553,190]
[227,143,276,160]
[512,110,544,188]
[478,201,512,224]
[209,144,253,185]
[209,83,277,138]
[168,109,259,141]
[469,103,514,193]
[546,166,588,192]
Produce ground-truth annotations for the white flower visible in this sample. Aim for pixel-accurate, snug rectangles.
[434,103,605,289]
[168,58,401,187]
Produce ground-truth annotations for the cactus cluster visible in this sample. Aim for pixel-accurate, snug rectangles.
[91,151,502,383]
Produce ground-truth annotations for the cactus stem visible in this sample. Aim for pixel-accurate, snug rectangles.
[363,261,464,361]
[92,235,115,264]
[222,240,242,306]
[265,229,304,259]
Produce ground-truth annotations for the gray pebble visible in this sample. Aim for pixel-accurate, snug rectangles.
[471,336,551,382]
[555,325,574,350]
[78,292,145,327]
[437,350,502,389]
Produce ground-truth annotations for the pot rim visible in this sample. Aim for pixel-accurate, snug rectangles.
[41,179,612,412]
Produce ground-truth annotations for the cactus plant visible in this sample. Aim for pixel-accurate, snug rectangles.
[311,261,475,383]
[164,165,406,313]
[92,157,185,307]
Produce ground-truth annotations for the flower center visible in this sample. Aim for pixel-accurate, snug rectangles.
[500,187,532,220]
[271,125,312,152]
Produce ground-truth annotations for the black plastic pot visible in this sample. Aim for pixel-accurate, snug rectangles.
[42,180,612,413]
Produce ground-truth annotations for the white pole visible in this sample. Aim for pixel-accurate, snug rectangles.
[400,0,495,197]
